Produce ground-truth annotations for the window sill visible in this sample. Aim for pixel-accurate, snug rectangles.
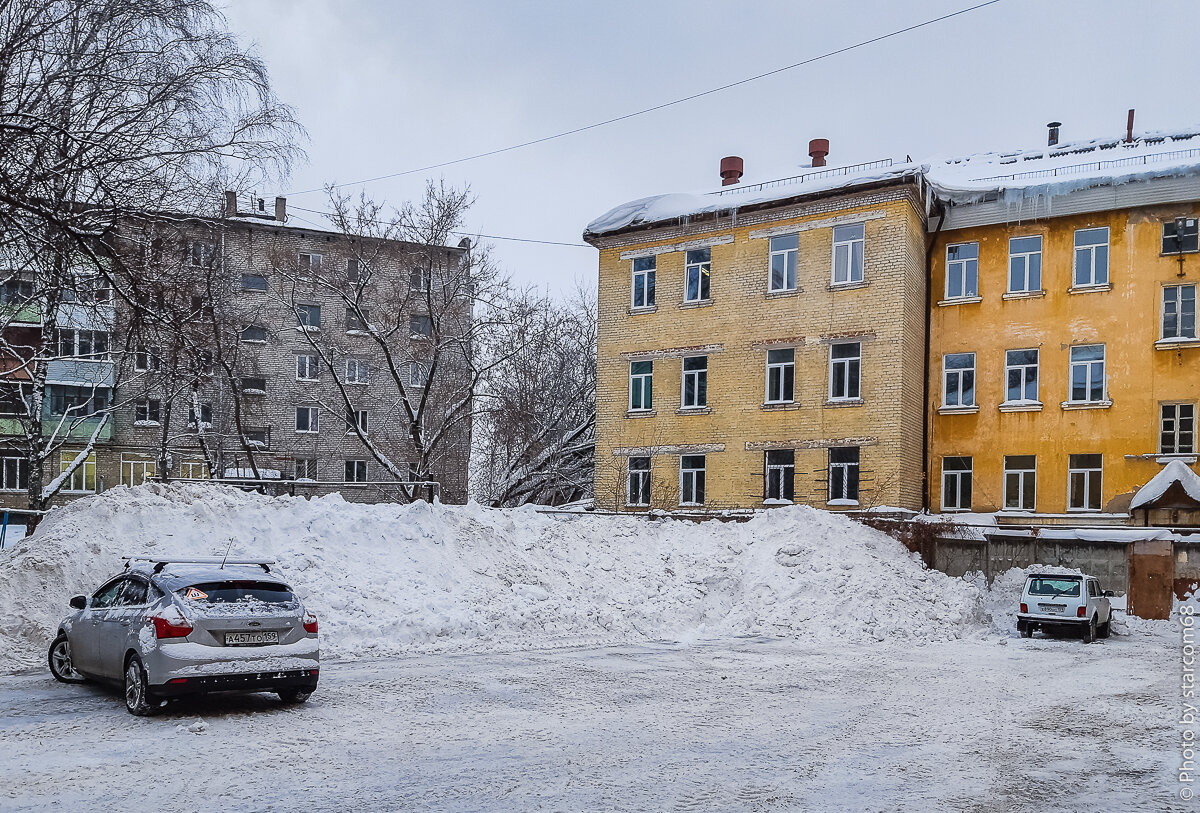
[409,334,432,341]
[295,325,320,332]
[1002,290,1046,301]
[628,305,657,315]
[763,499,794,506]
[624,503,651,509]
[1061,400,1113,411]
[824,398,865,409]
[676,407,711,415]
[765,288,802,299]
[937,405,979,415]
[998,401,1043,413]
[240,339,267,345]
[296,378,319,384]
[295,430,319,435]
[241,389,266,396]
[828,280,867,292]
[937,296,982,307]
[761,401,800,411]
[345,329,371,336]
[1157,454,1199,464]
[345,381,369,387]
[827,499,859,507]
[1068,283,1112,295]
[1155,337,1200,350]
[679,299,713,310]
[626,409,656,418]
[132,420,160,428]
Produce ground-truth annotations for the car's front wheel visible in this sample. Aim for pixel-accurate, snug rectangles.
[48,635,86,684]
[124,656,158,716]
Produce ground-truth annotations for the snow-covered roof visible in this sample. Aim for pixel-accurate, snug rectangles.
[585,160,923,237]
[925,127,1200,206]
[1130,459,1200,510]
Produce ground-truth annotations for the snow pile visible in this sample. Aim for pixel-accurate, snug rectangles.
[0,485,991,672]
[1130,458,1200,510]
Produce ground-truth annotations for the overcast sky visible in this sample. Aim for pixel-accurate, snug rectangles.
[222,0,1200,296]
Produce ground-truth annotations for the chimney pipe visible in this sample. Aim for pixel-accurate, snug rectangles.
[223,190,237,218]
[1126,109,1136,143]
[808,138,830,168]
[1047,121,1062,147]
[719,156,744,186]
[275,196,287,223]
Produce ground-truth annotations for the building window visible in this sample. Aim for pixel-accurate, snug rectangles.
[942,353,976,407]
[345,460,368,483]
[1073,227,1109,287]
[346,307,369,332]
[60,451,97,492]
[243,427,269,448]
[769,234,799,292]
[681,356,707,409]
[189,240,214,268]
[679,455,706,506]
[346,359,370,385]
[347,409,368,434]
[295,458,318,481]
[134,347,160,372]
[298,252,322,279]
[1163,218,1199,254]
[63,274,111,304]
[1163,284,1197,340]
[1069,344,1106,403]
[1161,404,1196,454]
[49,386,109,415]
[241,273,267,291]
[684,248,711,302]
[832,223,865,285]
[1068,454,1103,512]
[0,456,28,491]
[1003,455,1036,511]
[240,376,267,394]
[764,450,795,503]
[629,360,653,411]
[347,257,362,283]
[627,456,651,506]
[1008,235,1042,293]
[941,456,972,511]
[1005,349,1039,403]
[410,266,430,292]
[828,447,860,505]
[187,403,212,428]
[120,453,157,487]
[134,399,161,424]
[632,256,656,308]
[179,460,208,479]
[829,342,861,401]
[56,329,109,359]
[240,325,267,343]
[295,406,319,433]
[765,348,795,404]
[945,242,979,299]
[296,303,321,329]
[296,354,319,381]
[407,361,429,388]
[410,314,432,337]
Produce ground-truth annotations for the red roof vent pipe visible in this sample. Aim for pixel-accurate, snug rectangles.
[809,138,830,168]
[720,156,744,186]
[1126,109,1136,143]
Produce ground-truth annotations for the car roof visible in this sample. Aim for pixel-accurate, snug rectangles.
[123,561,290,591]
[1026,572,1092,581]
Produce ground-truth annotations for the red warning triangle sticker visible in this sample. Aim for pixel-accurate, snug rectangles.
[185,588,208,600]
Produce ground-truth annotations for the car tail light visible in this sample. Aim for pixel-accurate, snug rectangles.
[1077,606,1087,618]
[1020,603,1028,614]
[303,610,318,634]
[150,606,193,639]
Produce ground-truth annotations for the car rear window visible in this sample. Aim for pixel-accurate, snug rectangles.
[178,581,296,604]
[1027,577,1081,597]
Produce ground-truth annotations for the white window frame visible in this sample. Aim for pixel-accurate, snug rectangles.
[0,456,27,491]
[295,458,319,481]
[765,348,795,404]
[1067,454,1103,512]
[133,347,160,372]
[1163,284,1197,340]
[1004,348,1039,404]
[187,402,212,429]
[1007,235,1043,293]
[828,342,861,402]
[679,455,706,507]
[942,353,976,407]
[764,449,795,503]
[684,249,711,303]
[189,240,214,268]
[347,409,368,435]
[60,451,97,493]
[407,361,429,389]
[345,460,368,483]
[1161,403,1196,455]
[295,406,319,434]
[680,355,707,409]
[945,242,979,299]
[240,325,267,343]
[345,359,370,385]
[827,447,860,505]
[296,303,321,330]
[134,399,161,424]
[120,453,157,487]
[831,223,865,286]
[768,234,799,293]
[629,360,653,412]
[295,354,319,382]
[631,257,656,308]
[626,456,651,507]
[1073,227,1110,287]
[298,251,323,280]
[1163,218,1200,254]
[178,460,209,480]
[1002,455,1037,512]
[941,456,973,512]
[1068,344,1106,403]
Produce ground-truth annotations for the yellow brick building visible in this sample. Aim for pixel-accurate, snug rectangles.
[584,160,929,512]
[926,131,1200,515]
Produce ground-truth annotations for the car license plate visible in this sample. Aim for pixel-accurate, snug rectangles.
[225,631,279,646]
[1037,604,1065,614]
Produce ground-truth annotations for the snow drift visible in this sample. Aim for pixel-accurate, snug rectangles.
[0,485,990,672]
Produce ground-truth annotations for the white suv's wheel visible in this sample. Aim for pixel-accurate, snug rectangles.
[1083,615,1097,644]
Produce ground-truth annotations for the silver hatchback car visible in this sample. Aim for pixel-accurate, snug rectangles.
[48,557,319,715]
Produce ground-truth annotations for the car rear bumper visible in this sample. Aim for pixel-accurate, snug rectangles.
[152,668,319,697]
[144,636,319,684]
[1018,614,1088,627]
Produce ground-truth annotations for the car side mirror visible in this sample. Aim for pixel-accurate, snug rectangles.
[70,595,86,610]
[1103,590,1115,598]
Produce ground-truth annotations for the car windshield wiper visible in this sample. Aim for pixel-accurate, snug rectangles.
[1048,586,1079,599]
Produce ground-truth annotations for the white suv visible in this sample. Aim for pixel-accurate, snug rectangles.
[1017,572,1114,643]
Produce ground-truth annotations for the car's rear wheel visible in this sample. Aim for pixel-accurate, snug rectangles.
[1098,619,1111,639]
[277,688,312,704]
[124,656,157,716]
[48,635,86,684]
[1083,615,1097,644]
[1019,623,1033,638]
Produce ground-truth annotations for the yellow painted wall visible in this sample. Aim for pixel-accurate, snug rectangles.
[928,204,1200,513]
[592,184,928,511]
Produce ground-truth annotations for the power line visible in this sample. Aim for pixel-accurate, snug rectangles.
[288,205,590,248]
[285,0,1002,196]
